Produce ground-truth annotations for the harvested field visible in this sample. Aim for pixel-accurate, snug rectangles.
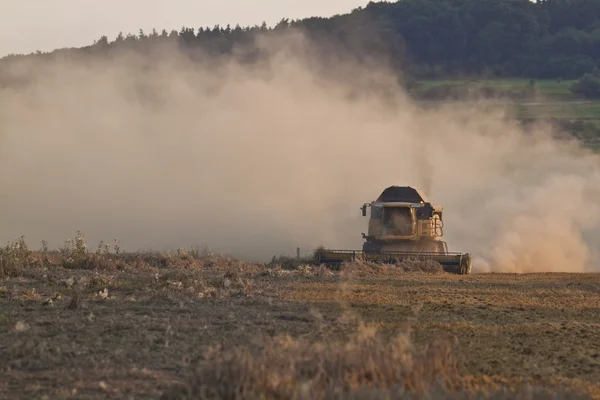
[1,246,599,399]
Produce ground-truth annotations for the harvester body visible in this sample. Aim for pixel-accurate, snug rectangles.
[316,186,472,274]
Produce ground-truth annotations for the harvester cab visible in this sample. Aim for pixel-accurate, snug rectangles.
[316,186,472,274]
[360,186,447,254]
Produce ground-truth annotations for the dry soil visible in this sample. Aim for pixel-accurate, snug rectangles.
[1,252,599,399]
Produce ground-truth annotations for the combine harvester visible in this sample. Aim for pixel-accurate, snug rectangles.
[315,186,472,274]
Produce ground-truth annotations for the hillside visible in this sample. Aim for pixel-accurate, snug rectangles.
[3,0,600,144]
[3,0,600,81]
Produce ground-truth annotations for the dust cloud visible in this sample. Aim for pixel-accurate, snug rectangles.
[1,30,599,273]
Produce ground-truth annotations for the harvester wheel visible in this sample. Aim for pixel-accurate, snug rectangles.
[460,254,472,275]
[362,241,382,254]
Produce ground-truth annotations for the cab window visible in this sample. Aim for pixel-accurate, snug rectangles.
[371,206,383,219]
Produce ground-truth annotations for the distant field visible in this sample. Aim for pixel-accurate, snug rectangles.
[1,248,600,399]
[416,78,579,99]
[415,78,600,147]
[511,101,600,120]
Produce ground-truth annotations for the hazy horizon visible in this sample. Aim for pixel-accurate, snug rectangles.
[0,0,368,57]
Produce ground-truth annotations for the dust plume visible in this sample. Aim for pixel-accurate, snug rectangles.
[413,128,434,196]
[1,30,599,273]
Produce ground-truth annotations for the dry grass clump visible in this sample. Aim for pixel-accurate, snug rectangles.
[339,258,445,280]
[0,232,271,280]
[61,253,129,271]
[20,287,41,301]
[258,265,292,278]
[151,265,257,300]
[163,316,595,400]
[166,321,462,400]
[201,267,256,298]
[259,264,335,279]
[267,253,320,270]
[313,264,335,277]
[124,249,267,273]
[0,236,40,278]
[86,271,117,290]
[340,259,400,279]
[0,233,128,277]
[397,258,445,274]
[121,251,203,269]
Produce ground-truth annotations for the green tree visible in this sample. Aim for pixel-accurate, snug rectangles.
[571,67,600,98]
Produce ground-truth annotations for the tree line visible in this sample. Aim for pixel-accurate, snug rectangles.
[2,0,600,81]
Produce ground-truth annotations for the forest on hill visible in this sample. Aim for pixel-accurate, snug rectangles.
[1,0,600,90]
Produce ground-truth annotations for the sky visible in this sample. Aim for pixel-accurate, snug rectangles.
[0,0,369,57]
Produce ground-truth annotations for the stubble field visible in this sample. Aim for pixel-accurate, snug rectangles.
[1,245,600,399]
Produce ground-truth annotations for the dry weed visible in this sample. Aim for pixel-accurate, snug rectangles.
[20,288,40,301]
[150,266,256,300]
[258,265,291,278]
[397,258,445,274]
[62,253,128,271]
[87,272,116,290]
[339,258,445,280]
[163,316,594,400]
[314,264,335,277]
[340,260,396,280]
[166,319,462,400]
